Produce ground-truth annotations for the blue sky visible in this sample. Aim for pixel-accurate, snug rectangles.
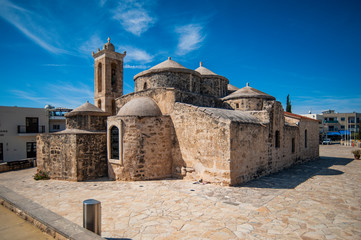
[0,0,360,114]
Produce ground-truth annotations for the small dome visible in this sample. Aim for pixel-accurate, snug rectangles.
[65,101,109,117]
[117,97,162,117]
[227,84,239,92]
[150,57,187,70]
[195,62,217,76]
[71,101,104,113]
[103,37,115,51]
[223,83,275,100]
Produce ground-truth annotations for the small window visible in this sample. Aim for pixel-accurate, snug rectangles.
[110,126,119,159]
[143,82,147,90]
[97,100,101,109]
[292,138,295,153]
[111,63,117,89]
[275,130,280,148]
[53,125,60,130]
[97,63,102,92]
[305,129,308,148]
[341,117,345,121]
[235,103,239,109]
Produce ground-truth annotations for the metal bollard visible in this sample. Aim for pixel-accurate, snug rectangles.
[83,199,101,235]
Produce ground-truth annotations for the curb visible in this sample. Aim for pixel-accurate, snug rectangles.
[0,185,105,240]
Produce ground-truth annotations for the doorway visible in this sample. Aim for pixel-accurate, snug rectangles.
[26,142,36,158]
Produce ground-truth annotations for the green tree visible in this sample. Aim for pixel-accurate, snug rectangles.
[286,94,292,113]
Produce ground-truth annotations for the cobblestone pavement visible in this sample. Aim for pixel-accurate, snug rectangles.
[0,145,360,239]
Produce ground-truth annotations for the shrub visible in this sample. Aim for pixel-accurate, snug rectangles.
[34,169,50,180]
[352,149,361,159]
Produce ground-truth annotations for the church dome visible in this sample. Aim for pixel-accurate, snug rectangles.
[134,57,198,79]
[103,37,115,51]
[65,101,108,117]
[117,97,162,117]
[222,83,275,100]
[195,62,218,76]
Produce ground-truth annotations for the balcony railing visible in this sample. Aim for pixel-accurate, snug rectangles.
[324,120,338,123]
[17,125,46,134]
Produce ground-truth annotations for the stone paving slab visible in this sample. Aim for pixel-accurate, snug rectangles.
[0,145,360,239]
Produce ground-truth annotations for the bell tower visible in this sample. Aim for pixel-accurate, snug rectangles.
[92,37,126,115]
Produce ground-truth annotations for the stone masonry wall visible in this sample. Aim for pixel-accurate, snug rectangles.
[37,134,77,180]
[66,115,107,131]
[229,122,269,185]
[171,103,232,185]
[135,72,201,94]
[37,133,107,181]
[116,88,226,116]
[107,116,173,181]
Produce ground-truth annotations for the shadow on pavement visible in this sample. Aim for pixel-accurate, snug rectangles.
[239,156,353,189]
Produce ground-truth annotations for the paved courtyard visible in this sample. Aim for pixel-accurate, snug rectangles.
[0,145,360,239]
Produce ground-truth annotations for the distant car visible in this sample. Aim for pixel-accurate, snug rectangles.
[322,139,332,145]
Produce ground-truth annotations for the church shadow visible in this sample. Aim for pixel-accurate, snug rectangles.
[238,156,353,189]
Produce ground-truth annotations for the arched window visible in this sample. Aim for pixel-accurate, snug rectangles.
[97,99,101,109]
[111,63,117,89]
[97,63,102,92]
[143,82,147,90]
[110,126,119,159]
[275,130,280,148]
[305,129,308,148]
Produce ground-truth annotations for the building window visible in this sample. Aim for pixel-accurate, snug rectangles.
[341,125,345,129]
[111,63,117,89]
[97,100,101,109]
[110,126,119,159]
[305,130,308,148]
[292,138,295,153]
[341,117,345,121]
[235,103,239,109]
[53,125,60,130]
[143,82,147,90]
[26,117,39,133]
[329,126,334,131]
[26,142,36,158]
[97,63,102,92]
[275,130,280,148]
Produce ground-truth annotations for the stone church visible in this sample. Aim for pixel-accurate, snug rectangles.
[37,39,319,186]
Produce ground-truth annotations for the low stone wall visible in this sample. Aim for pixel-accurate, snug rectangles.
[37,132,107,181]
[0,159,34,173]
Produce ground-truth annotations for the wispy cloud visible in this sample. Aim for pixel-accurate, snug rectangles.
[79,35,105,54]
[10,90,48,104]
[119,45,153,63]
[10,82,94,108]
[124,64,150,69]
[0,0,68,54]
[112,0,156,36]
[175,23,205,55]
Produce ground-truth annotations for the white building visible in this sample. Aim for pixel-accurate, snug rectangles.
[0,106,71,162]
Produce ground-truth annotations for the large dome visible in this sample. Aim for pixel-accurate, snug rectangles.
[134,57,198,79]
[117,97,162,117]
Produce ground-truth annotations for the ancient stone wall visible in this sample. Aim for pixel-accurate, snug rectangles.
[107,116,173,181]
[135,72,201,94]
[115,88,226,116]
[171,103,232,185]
[37,132,107,181]
[229,121,268,185]
[66,115,107,131]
